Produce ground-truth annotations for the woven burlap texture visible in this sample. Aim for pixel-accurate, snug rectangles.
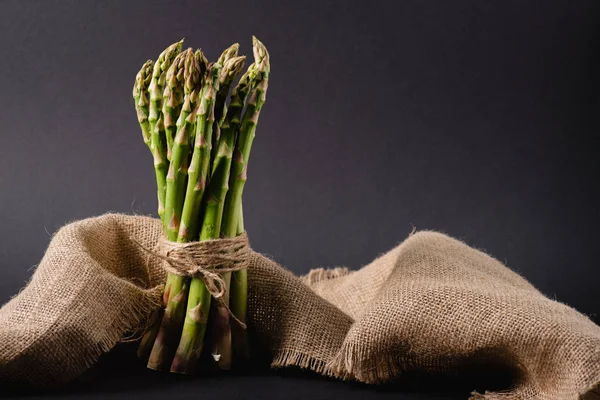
[0,214,598,399]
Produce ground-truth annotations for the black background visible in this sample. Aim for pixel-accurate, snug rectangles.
[1,1,598,399]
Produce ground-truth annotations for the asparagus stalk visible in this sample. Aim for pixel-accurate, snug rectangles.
[191,49,209,145]
[147,48,202,371]
[148,40,183,220]
[238,202,244,233]
[170,64,221,374]
[216,56,246,126]
[133,57,170,361]
[221,37,270,234]
[230,203,249,362]
[212,60,252,200]
[200,62,254,369]
[210,44,240,161]
[163,52,186,161]
[202,59,252,248]
[215,45,240,121]
[177,64,221,244]
[133,60,154,149]
[136,51,185,361]
[178,64,224,242]
[221,37,270,366]
[163,48,202,241]
[199,59,248,371]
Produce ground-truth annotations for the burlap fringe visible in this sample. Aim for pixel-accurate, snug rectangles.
[8,285,163,387]
[326,341,406,384]
[80,286,162,365]
[119,285,164,342]
[330,342,600,400]
[271,349,332,377]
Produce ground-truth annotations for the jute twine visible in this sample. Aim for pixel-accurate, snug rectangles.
[133,231,251,328]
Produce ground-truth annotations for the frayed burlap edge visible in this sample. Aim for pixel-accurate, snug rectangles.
[5,284,161,387]
[271,350,333,376]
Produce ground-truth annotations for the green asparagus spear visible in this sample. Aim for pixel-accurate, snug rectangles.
[230,203,249,362]
[163,52,186,161]
[221,37,270,367]
[133,60,153,149]
[215,44,240,115]
[135,44,180,360]
[215,56,246,127]
[210,44,240,161]
[163,48,202,241]
[221,37,269,235]
[198,62,254,369]
[138,53,185,361]
[148,40,183,220]
[191,49,209,145]
[200,57,248,241]
[169,64,221,374]
[133,58,162,361]
[147,48,202,371]
[177,63,219,244]
[222,37,269,238]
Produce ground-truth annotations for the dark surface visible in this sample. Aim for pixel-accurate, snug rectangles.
[2,344,515,400]
[0,0,598,399]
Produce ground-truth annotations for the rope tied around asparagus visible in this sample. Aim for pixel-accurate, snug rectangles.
[134,232,250,329]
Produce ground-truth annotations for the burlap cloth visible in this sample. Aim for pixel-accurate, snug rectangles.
[0,214,598,399]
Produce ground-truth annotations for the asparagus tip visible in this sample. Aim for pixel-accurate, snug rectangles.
[168,39,185,55]
[154,40,185,77]
[133,59,153,99]
[220,55,246,84]
[182,48,201,95]
[217,43,241,66]
[251,36,270,75]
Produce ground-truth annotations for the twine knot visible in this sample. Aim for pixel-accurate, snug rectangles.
[134,232,251,328]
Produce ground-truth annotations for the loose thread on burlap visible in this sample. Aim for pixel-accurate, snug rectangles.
[131,231,251,329]
[120,285,164,343]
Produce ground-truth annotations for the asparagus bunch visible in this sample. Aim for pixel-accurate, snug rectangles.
[132,37,270,374]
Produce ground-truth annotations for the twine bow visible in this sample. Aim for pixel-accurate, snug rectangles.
[134,232,251,329]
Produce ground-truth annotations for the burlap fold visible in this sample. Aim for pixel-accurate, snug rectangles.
[1,214,599,399]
